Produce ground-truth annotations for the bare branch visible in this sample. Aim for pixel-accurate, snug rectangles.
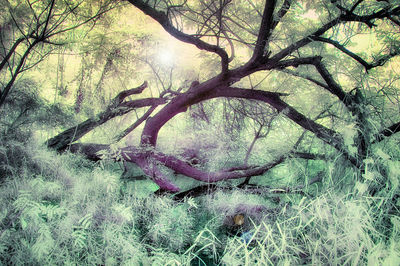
[114,81,148,104]
[269,17,342,63]
[40,0,56,40]
[279,69,329,90]
[127,0,229,73]
[115,106,158,142]
[155,152,285,183]
[118,97,166,111]
[312,36,400,71]
[0,40,39,107]
[47,83,167,151]
[312,58,348,103]
[270,56,360,118]
[350,0,364,13]
[0,37,25,72]
[340,5,400,27]
[389,16,400,26]
[373,121,400,142]
[272,57,352,110]
[269,6,399,63]
[258,56,350,105]
[173,171,323,200]
[272,56,320,69]
[271,0,292,30]
[68,141,327,194]
[291,152,326,160]
[312,36,372,70]
[207,86,359,166]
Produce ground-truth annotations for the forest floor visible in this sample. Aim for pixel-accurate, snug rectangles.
[0,139,399,265]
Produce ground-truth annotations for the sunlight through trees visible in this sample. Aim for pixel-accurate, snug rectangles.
[1,0,400,264]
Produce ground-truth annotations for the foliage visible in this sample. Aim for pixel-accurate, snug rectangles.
[0,138,398,264]
[220,193,400,265]
[0,78,75,135]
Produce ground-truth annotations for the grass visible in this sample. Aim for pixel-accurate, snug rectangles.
[0,139,399,265]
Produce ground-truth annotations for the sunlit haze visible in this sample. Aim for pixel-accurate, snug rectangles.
[158,48,175,66]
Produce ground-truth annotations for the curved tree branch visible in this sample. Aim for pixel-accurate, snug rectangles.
[268,18,342,63]
[341,5,400,28]
[389,16,400,27]
[373,121,400,143]
[312,58,349,103]
[69,142,286,184]
[0,37,26,73]
[115,105,158,143]
[67,142,325,198]
[173,171,323,201]
[312,36,372,70]
[312,36,400,71]
[258,56,352,107]
[0,39,40,108]
[128,0,229,73]
[202,86,358,167]
[268,5,399,64]
[279,69,329,90]
[140,83,359,190]
[46,82,169,151]
[114,81,148,104]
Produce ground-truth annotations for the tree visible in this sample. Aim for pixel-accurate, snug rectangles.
[48,0,400,194]
[0,0,117,108]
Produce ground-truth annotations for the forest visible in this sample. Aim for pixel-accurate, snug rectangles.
[1,0,400,264]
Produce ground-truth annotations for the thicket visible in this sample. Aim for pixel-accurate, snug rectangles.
[0,124,399,265]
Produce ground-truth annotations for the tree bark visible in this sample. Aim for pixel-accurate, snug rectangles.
[47,82,167,151]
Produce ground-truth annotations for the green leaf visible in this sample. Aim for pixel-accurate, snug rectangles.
[20,217,28,230]
[78,213,92,229]
[375,148,390,161]
[148,182,160,192]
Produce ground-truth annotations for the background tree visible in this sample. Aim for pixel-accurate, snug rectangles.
[0,0,116,108]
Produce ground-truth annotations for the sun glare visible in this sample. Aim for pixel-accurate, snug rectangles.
[302,9,318,20]
[158,49,175,66]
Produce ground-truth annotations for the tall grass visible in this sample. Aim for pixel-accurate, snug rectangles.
[220,192,400,265]
[0,139,399,265]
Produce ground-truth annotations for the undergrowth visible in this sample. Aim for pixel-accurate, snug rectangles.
[0,139,399,265]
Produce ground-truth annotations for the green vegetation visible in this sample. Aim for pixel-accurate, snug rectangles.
[1,0,400,265]
[0,141,399,264]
